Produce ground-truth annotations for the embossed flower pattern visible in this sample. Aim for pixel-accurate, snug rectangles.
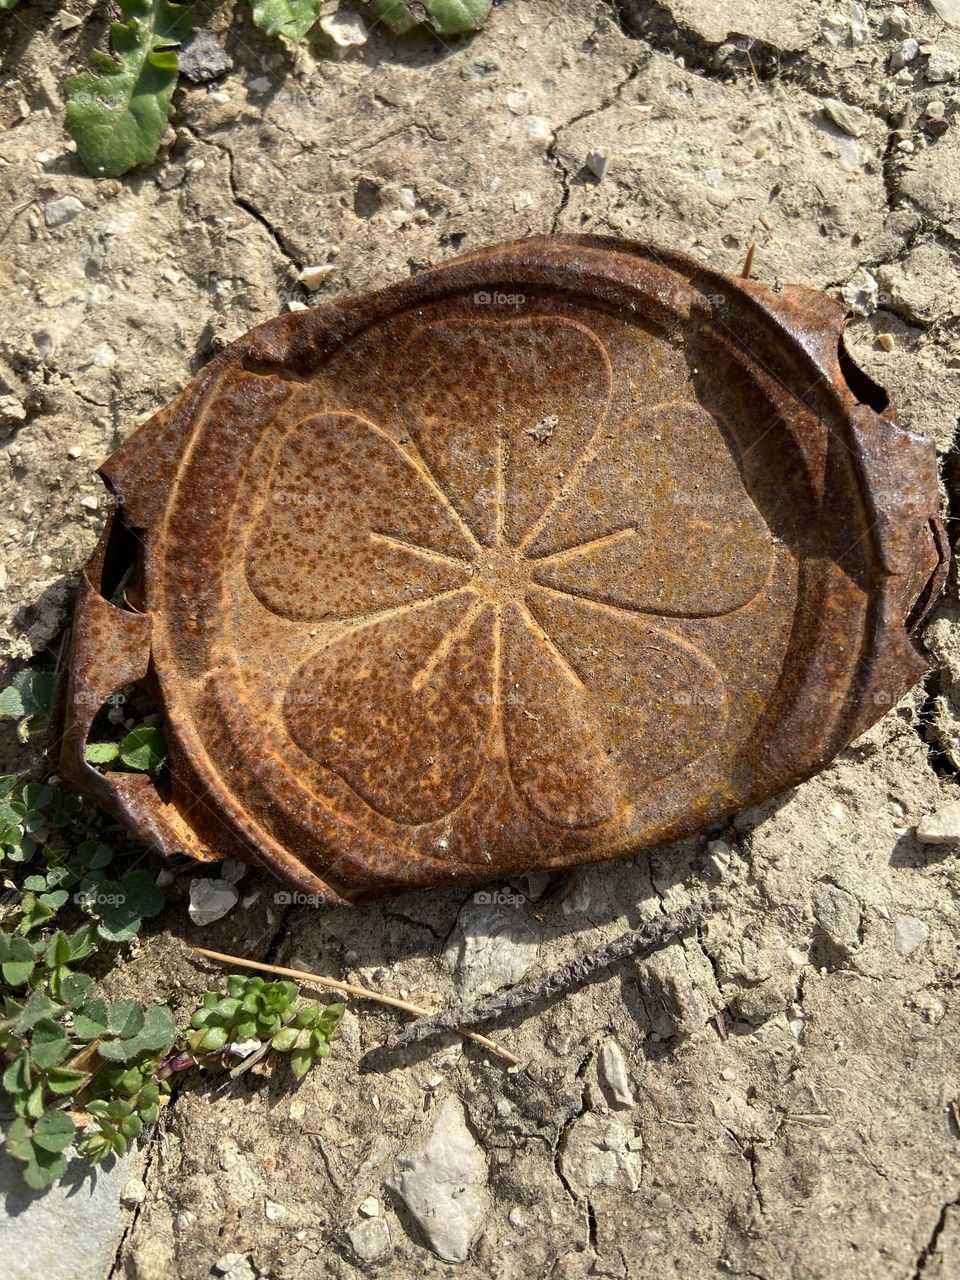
[246,317,774,829]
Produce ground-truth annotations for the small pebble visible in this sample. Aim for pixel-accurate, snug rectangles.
[890,37,919,71]
[894,915,928,957]
[188,877,239,925]
[44,195,85,227]
[297,264,335,290]
[79,495,100,511]
[926,49,960,82]
[915,801,960,843]
[67,444,83,458]
[264,1199,285,1221]
[823,98,867,137]
[584,147,610,181]
[876,332,896,352]
[319,11,368,48]
[120,1176,147,1207]
[179,30,231,83]
[358,1196,380,1217]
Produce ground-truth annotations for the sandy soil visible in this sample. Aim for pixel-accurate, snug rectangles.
[1,2,959,1278]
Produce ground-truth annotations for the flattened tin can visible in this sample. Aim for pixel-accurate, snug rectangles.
[50,238,949,903]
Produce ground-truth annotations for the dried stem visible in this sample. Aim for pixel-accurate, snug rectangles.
[380,896,721,1055]
[190,945,520,1066]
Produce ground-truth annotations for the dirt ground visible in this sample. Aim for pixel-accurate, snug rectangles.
[2,2,960,1277]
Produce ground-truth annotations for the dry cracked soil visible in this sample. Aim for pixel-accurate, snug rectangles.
[1,2,960,1278]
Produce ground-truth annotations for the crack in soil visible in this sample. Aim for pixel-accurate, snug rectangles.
[912,1197,959,1279]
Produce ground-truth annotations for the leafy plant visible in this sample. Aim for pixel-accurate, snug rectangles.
[86,724,167,772]
[367,0,492,35]
[0,669,56,741]
[248,0,322,41]
[65,0,194,178]
[53,0,492,179]
[188,974,343,1079]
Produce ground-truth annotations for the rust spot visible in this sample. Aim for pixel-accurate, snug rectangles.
[50,238,949,902]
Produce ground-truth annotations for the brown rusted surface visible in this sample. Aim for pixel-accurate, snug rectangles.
[50,237,949,902]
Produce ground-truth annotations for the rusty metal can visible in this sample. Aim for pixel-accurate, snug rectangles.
[50,237,949,903]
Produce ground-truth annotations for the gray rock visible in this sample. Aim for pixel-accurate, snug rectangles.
[890,37,919,70]
[928,1,960,28]
[598,1039,635,1108]
[387,1097,488,1262]
[812,881,862,951]
[915,801,960,844]
[43,196,84,227]
[347,1215,392,1262]
[894,915,929,956]
[188,877,239,925]
[823,98,867,137]
[635,939,723,1038]
[443,897,539,999]
[559,1114,642,1195]
[926,49,960,82]
[178,31,231,84]
[0,1144,134,1280]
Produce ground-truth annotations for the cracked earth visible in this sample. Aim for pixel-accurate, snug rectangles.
[1,2,959,1278]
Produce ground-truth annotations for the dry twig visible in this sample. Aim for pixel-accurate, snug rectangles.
[380,895,721,1055]
[190,945,520,1066]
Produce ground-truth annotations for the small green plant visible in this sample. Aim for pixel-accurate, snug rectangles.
[44,0,493,177]
[368,0,492,35]
[188,974,343,1078]
[0,669,56,742]
[0,671,343,1193]
[86,724,168,772]
[248,0,322,41]
[64,0,194,179]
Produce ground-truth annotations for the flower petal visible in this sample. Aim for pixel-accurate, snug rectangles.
[246,413,477,622]
[393,317,612,547]
[521,586,726,791]
[526,400,773,617]
[500,603,621,828]
[285,592,495,825]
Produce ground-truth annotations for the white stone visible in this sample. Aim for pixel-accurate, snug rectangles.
[894,915,929,956]
[358,1195,380,1217]
[598,1039,635,1108]
[213,1256,256,1280]
[264,1199,285,1221]
[823,98,867,137]
[347,1216,391,1262]
[559,1114,641,1195]
[387,1097,488,1262]
[44,195,85,227]
[91,342,115,368]
[926,49,960,81]
[841,268,879,316]
[890,37,919,70]
[514,115,554,146]
[928,0,960,28]
[188,877,239,926]
[443,898,539,998]
[915,801,960,843]
[120,1176,146,1207]
[584,147,611,180]
[319,11,368,47]
[297,263,335,289]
